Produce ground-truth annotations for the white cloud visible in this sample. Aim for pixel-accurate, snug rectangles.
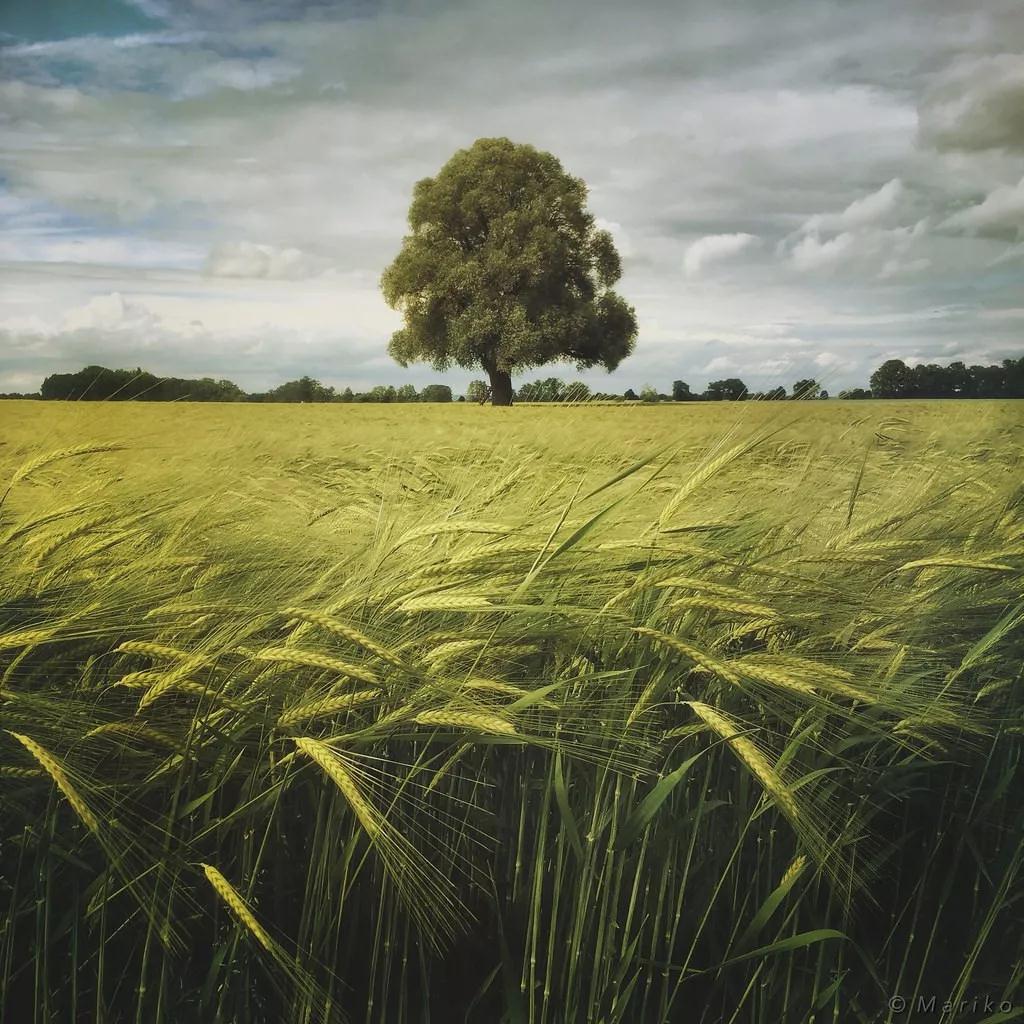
[60,292,164,334]
[790,231,857,272]
[940,176,1024,236]
[683,233,759,276]
[204,241,328,279]
[175,58,301,99]
[786,189,930,276]
[879,255,931,278]
[800,179,906,236]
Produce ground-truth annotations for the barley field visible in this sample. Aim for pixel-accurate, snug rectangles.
[1,400,1022,1023]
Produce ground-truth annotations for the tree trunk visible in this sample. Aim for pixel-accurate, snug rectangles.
[487,368,514,406]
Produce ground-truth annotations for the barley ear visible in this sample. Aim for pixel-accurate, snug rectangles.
[201,863,275,953]
[7,731,99,833]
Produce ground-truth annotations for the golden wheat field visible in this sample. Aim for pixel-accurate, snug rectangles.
[1,399,1022,1023]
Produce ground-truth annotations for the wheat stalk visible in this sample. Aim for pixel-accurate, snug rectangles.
[0,765,45,778]
[294,737,381,838]
[421,639,487,666]
[632,626,742,685]
[687,702,800,824]
[658,437,760,526]
[412,709,518,735]
[252,647,381,685]
[83,721,180,749]
[281,607,408,669]
[398,593,496,612]
[115,669,168,689]
[9,443,126,486]
[780,854,808,888]
[0,627,57,651]
[277,689,382,728]
[116,640,212,664]
[201,864,275,953]
[7,731,99,833]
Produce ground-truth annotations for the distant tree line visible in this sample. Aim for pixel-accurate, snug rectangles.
[1,357,1019,404]
[863,358,1024,399]
[17,367,458,404]
[36,366,247,402]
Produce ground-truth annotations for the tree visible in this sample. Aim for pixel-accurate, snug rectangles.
[39,365,246,402]
[380,137,637,406]
[1004,357,1024,398]
[466,380,488,403]
[945,361,973,397]
[640,384,659,403]
[838,388,872,400]
[420,384,453,403]
[819,389,829,399]
[910,363,953,398]
[396,383,418,402]
[563,381,591,402]
[517,377,566,402]
[970,364,1001,397]
[704,378,747,401]
[623,388,638,401]
[792,378,821,399]
[870,359,913,398]
[268,376,335,402]
[672,380,692,401]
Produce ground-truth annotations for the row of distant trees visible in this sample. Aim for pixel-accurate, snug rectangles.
[864,358,1024,399]
[1,357,1019,404]
[17,367,458,404]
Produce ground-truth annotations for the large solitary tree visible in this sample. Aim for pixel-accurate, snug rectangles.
[380,137,637,405]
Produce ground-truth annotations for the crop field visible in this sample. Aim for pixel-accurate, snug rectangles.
[1,399,1022,1023]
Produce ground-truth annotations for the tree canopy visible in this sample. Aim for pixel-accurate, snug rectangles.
[380,137,637,405]
[793,378,821,399]
[704,378,747,402]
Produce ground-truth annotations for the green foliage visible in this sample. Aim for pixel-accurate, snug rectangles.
[792,378,821,399]
[40,365,246,402]
[419,383,453,402]
[380,137,637,404]
[704,378,747,401]
[870,359,915,398]
[515,377,592,402]
[263,376,337,403]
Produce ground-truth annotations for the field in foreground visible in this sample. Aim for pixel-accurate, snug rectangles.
[1,400,1022,1023]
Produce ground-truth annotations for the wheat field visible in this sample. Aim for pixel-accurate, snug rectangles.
[1,399,1022,1023]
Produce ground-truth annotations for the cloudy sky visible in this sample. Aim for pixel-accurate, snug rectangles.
[1,0,1022,395]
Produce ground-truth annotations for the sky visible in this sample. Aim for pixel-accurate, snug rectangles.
[0,0,1022,396]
